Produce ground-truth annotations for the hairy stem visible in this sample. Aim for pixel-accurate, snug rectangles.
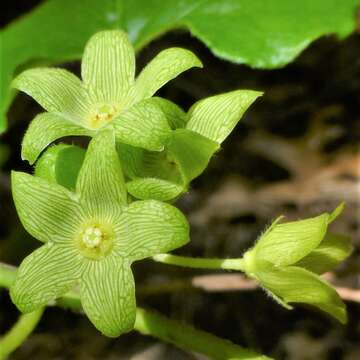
[0,307,44,360]
[152,254,246,271]
[0,262,268,360]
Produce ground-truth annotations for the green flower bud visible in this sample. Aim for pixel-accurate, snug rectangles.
[243,204,351,323]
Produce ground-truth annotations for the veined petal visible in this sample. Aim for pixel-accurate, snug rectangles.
[12,68,91,122]
[11,244,83,313]
[115,200,189,261]
[80,257,136,337]
[81,30,135,104]
[150,97,187,129]
[76,129,127,218]
[22,112,93,165]
[254,212,331,267]
[12,171,81,244]
[126,178,184,201]
[256,265,347,323]
[186,90,262,143]
[113,98,171,151]
[130,48,202,104]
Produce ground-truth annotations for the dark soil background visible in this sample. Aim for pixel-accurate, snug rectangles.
[1,2,360,359]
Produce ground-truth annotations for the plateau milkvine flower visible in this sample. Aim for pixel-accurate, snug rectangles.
[12,30,202,164]
[11,129,189,337]
[242,204,351,323]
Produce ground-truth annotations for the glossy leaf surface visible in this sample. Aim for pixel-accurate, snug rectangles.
[1,0,357,132]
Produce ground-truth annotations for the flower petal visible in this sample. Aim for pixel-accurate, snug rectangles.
[115,200,189,261]
[130,48,202,104]
[22,112,93,165]
[256,265,347,323]
[12,171,81,244]
[186,90,262,143]
[126,178,184,201]
[254,212,331,267]
[112,98,171,151]
[81,30,135,104]
[10,244,83,313]
[80,257,136,337]
[12,68,91,122]
[295,233,353,274]
[76,129,127,217]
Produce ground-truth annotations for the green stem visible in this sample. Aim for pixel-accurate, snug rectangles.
[135,307,267,360]
[152,254,246,271]
[0,307,44,360]
[0,262,267,360]
[0,263,16,289]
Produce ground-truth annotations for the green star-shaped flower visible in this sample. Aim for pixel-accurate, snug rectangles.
[12,30,202,164]
[243,204,352,323]
[11,129,189,337]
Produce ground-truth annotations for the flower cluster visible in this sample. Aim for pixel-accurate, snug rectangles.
[13,30,261,201]
[10,29,351,338]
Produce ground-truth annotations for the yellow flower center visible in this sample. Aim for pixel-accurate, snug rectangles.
[88,104,119,129]
[77,221,114,260]
[82,226,103,248]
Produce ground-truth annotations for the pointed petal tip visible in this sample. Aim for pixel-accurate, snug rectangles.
[337,307,348,324]
[165,47,203,68]
[20,149,34,165]
[9,286,26,313]
[234,88,264,99]
[328,202,345,223]
[98,321,135,338]
[9,285,38,314]
[87,29,130,41]
[254,90,264,97]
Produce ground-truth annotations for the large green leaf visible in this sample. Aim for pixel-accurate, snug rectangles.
[1,0,357,132]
